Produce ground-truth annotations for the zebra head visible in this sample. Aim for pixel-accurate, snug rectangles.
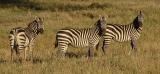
[133,11,144,30]
[95,16,107,36]
[36,17,44,34]
[28,17,44,34]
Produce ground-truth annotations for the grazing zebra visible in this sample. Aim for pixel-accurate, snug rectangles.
[101,11,144,55]
[9,17,44,62]
[55,17,107,58]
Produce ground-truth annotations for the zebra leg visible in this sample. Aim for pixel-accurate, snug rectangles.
[129,39,137,55]
[24,47,29,62]
[94,43,100,56]
[95,42,99,51]
[23,48,27,63]
[28,46,33,62]
[102,40,106,55]
[102,38,111,55]
[11,48,14,62]
[20,48,27,63]
[16,50,22,63]
[88,46,94,58]
[57,45,68,58]
[25,46,33,62]
[30,48,33,62]
[29,41,35,62]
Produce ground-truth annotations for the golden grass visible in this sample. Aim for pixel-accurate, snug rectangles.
[0,0,160,74]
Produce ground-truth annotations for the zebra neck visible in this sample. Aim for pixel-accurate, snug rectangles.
[130,23,142,33]
[136,27,142,33]
[94,27,103,36]
[24,27,38,40]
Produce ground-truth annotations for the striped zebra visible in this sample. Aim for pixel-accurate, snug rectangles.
[101,11,144,55]
[55,17,106,58]
[9,17,44,62]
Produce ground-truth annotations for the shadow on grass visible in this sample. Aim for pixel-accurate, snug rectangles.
[2,58,43,64]
[0,58,7,64]
[32,57,43,64]
[65,52,83,58]
[65,51,98,58]
[0,0,113,11]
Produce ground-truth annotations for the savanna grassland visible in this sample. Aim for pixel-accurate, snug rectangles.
[0,0,160,74]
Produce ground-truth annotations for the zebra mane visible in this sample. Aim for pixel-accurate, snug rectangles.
[133,16,142,30]
[24,19,39,35]
[27,20,38,27]
[94,19,106,36]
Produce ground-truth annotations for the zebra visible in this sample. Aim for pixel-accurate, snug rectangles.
[101,11,144,55]
[9,17,44,62]
[54,17,107,58]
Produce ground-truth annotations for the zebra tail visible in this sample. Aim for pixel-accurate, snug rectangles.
[13,39,18,50]
[54,35,58,48]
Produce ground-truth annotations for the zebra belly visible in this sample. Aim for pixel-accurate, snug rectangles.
[114,35,131,42]
[70,38,89,47]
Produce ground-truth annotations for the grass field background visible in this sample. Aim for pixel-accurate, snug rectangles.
[0,0,160,74]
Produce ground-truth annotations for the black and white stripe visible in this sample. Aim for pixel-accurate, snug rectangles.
[55,17,106,57]
[102,11,144,55]
[9,17,44,62]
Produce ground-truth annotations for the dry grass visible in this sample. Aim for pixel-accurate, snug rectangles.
[0,0,160,74]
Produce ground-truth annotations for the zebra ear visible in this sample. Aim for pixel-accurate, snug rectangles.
[139,10,144,17]
[37,17,44,22]
[139,11,142,15]
[34,16,41,22]
[100,16,106,21]
[39,17,44,22]
[35,16,38,20]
